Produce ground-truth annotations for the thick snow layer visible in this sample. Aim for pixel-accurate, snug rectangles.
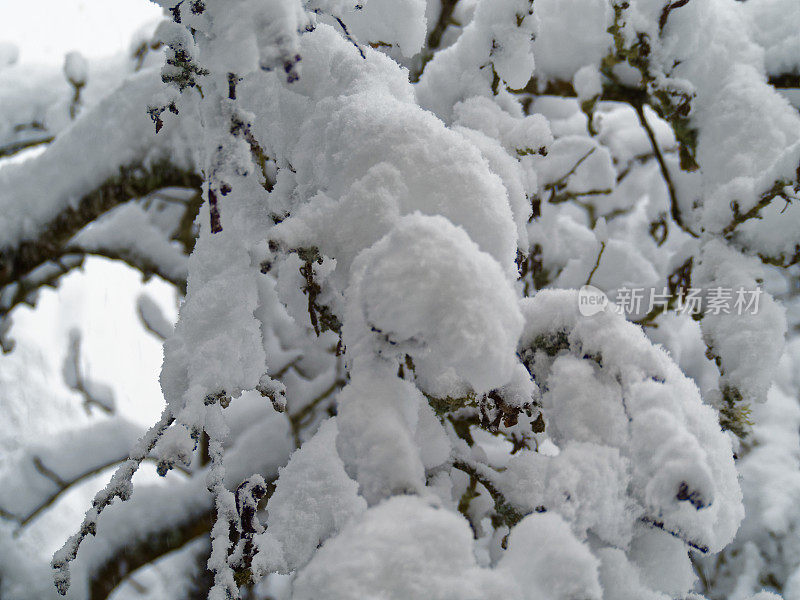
[531,0,612,81]
[4,1,797,598]
[334,366,429,504]
[0,67,197,249]
[346,0,427,57]
[416,0,537,121]
[741,0,800,76]
[292,496,519,600]
[251,418,365,573]
[344,214,523,396]
[498,512,602,600]
[500,441,636,548]
[694,240,787,404]
[519,289,743,552]
[652,0,800,259]
[288,89,519,274]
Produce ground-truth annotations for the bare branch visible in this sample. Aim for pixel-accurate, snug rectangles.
[633,101,699,238]
[0,135,55,159]
[3,456,191,532]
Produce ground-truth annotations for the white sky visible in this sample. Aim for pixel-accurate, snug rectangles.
[0,0,162,65]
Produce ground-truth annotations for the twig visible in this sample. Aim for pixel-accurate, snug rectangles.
[289,378,346,447]
[0,135,55,159]
[640,515,709,553]
[52,409,176,595]
[333,16,366,59]
[451,460,525,530]
[586,242,605,286]
[633,101,698,238]
[3,456,190,533]
[659,0,692,33]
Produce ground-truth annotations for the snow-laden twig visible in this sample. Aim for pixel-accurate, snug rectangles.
[51,408,175,595]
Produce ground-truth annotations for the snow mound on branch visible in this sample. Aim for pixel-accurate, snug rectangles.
[344,214,523,396]
[161,231,266,426]
[499,441,636,548]
[335,365,449,504]
[498,512,602,600]
[693,239,787,405]
[416,0,538,121]
[518,289,743,552]
[289,88,519,275]
[0,67,196,250]
[346,0,428,58]
[252,418,366,573]
[532,0,612,81]
[292,495,519,600]
[741,0,800,78]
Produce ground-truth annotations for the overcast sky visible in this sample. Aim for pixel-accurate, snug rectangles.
[0,0,162,65]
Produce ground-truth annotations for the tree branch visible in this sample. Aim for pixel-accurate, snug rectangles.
[4,456,190,532]
[89,507,214,600]
[0,159,201,294]
[0,135,55,159]
[451,459,525,530]
[411,0,460,82]
[633,101,698,238]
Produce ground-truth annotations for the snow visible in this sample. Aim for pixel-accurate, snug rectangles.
[334,367,429,504]
[531,0,612,82]
[597,547,670,600]
[63,51,88,87]
[498,512,602,600]
[344,214,523,396]
[0,66,197,250]
[346,0,427,58]
[0,418,144,520]
[292,496,518,600]
[499,441,635,547]
[741,0,800,77]
[71,203,189,286]
[694,239,787,405]
[519,289,743,553]
[2,0,799,598]
[253,418,365,573]
[416,0,537,121]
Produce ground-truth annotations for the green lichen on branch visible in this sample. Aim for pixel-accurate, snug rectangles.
[528,330,571,357]
[718,385,753,440]
[425,391,477,418]
[162,47,209,93]
[452,460,525,531]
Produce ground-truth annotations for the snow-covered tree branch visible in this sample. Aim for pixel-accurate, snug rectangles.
[1,0,800,599]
